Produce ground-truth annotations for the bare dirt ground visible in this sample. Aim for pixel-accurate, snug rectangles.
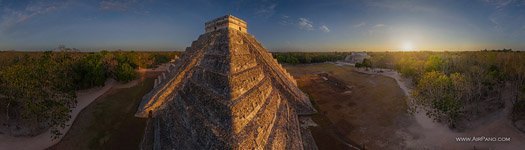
[285,63,410,150]
[346,63,525,150]
[285,63,525,150]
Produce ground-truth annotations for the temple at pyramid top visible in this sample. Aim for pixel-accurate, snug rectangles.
[205,15,247,33]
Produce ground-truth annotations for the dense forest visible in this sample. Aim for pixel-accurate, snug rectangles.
[272,52,348,64]
[0,51,179,137]
[367,51,525,129]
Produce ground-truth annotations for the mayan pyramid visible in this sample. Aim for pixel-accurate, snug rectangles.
[135,15,317,149]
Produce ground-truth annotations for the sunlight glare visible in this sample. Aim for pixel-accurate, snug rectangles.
[402,42,414,51]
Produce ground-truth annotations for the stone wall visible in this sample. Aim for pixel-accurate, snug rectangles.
[205,15,247,33]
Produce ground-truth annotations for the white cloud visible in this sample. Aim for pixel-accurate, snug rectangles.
[284,16,328,33]
[298,18,314,31]
[320,25,330,33]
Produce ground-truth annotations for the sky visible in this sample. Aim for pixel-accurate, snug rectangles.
[1,0,525,51]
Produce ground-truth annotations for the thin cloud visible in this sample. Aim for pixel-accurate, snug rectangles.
[99,0,153,15]
[353,22,367,28]
[0,1,65,33]
[320,25,330,33]
[373,24,385,28]
[489,14,503,32]
[298,18,314,31]
[368,24,389,36]
[481,0,524,33]
[279,15,292,25]
[483,0,514,9]
[364,0,437,13]
[255,3,277,18]
[235,0,278,18]
[99,0,137,12]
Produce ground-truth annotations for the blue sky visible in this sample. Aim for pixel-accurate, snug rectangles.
[1,0,525,51]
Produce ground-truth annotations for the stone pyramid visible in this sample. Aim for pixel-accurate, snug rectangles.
[136,15,317,149]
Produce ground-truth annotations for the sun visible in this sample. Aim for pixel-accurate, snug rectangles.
[402,42,414,51]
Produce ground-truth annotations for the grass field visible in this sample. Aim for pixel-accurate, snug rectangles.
[285,63,410,150]
[47,75,158,150]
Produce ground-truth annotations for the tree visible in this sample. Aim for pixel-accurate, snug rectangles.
[413,71,464,127]
[0,51,76,138]
[115,63,136,82]
[425,55,444,72]
[361,58,372,69]
[154,54,170,64]
[395,57,424,80]
[285,55,300,64]
[73,54,107,89]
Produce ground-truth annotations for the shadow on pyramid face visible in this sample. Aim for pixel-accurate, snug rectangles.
[137,16,317,149]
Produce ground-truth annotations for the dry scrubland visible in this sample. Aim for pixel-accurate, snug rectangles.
[277,51,525,149]
[285,62,525,149]
[0,51,524,149]
[365,51,525,130]
[0,51,179,138]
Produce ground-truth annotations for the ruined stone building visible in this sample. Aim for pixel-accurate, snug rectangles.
[135,15,317,149]
[345,52,370,64]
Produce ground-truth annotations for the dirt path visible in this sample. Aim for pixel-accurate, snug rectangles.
[0,80,117,150]
[351,67,412,96]
[402,88,525,150]
[333,62,525,149]
[0,64,170,150]
[285,63,525,149]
